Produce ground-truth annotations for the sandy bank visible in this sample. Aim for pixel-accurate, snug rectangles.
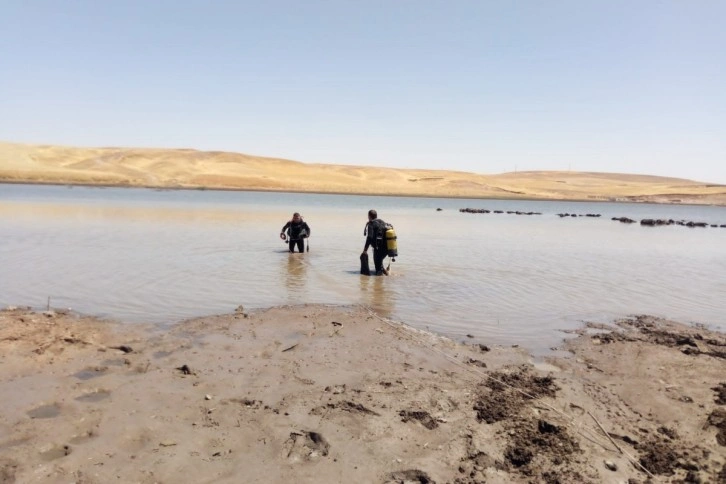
[2,141,725,205]
[1,305,725,483]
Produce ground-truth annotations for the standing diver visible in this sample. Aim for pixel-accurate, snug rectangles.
[280,212,310,253]
[362,209,389,275]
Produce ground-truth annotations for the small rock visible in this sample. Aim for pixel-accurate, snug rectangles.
[205,394,213,400]
[176,364,193,375]
[112,345,133,354]
[604,460,617,471]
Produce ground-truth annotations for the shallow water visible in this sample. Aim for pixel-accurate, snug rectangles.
[2,184,725,352]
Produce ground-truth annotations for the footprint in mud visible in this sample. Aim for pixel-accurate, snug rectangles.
[283,431,329,462]
[0,458,19,483]
[75,390,111,403]
[398,410,438,430]
[73,367,108,380]
[383,469,434,483]
[311,401,380,416]
[40,444,72,461]
[101,358,128,367]
[153,350,173,359]
[27,403,61,419]
[69,429,97,445]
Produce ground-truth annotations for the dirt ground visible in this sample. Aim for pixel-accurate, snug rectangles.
[1,305,725,483]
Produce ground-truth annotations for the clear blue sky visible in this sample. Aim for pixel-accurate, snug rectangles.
[1,1,724,182]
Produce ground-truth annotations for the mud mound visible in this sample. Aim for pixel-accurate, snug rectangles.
[384,469,434,483]
[637,439,680,475]
[504,419,580,467]
[284,431,329,462]
[399,410,438,430]
[707,408,726,446]
[311,401,380,416]
[617,315,726,359]
[473,366,558,424]
[713,383,726,405]
[503,419,581,481]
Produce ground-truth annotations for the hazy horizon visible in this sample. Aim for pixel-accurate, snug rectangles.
[1,1,724,183]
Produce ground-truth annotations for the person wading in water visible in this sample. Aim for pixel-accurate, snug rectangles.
[280,212,310,253]
[362,209,389,275]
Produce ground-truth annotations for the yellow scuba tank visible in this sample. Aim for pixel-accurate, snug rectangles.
[385,226,398,260]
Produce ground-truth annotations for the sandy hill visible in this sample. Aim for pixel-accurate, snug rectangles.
[1,141,724,204]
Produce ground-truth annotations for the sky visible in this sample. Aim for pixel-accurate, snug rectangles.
[1,1,725,183]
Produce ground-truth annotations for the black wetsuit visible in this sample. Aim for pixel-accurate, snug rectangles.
[281,220,310,253]
[365,219,388,274]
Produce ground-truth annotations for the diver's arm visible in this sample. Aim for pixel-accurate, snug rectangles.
[280,222,291,238]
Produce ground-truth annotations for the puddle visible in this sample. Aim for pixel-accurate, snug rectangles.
[27,403,61,419]
[153,350,173,359]
[73,367,107,380]
[40,444,71,461]
[101,358,127,367]
[75,390,111,403]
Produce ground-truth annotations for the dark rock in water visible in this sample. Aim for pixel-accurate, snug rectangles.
[493,210,503,214]
[721,225,726,228]
[436,208,442,211]
[613,217,636,224]
[459,208,490,214]
[641,219,673,226]
[711,225,718,228]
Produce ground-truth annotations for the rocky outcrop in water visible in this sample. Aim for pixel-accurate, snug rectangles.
[557,213,601,218]
[458,209,723,228]
[459,208,541,215]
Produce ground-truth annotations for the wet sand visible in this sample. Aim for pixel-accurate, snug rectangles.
[1,305,725,483]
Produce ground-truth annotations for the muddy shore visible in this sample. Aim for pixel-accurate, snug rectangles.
[1,305,725,483]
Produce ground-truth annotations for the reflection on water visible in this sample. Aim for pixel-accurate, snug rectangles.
[284,253,308,295]
[1,184,725,353]
[359,274,396,320]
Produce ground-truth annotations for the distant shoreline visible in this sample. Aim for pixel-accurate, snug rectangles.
[2,141,725,206]
[3,180,725,207]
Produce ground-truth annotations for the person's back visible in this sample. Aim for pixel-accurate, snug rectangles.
[362,209,388,275]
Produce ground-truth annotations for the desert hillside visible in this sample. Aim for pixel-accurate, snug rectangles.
[1,142,724,204]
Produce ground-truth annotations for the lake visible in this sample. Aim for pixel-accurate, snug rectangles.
[2,184,725,353]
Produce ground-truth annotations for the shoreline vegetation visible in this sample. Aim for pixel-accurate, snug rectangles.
[1,304,725,483]
[2,141,726,205]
